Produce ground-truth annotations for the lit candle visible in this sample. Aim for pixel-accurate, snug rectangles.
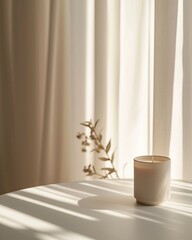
[134,155,170,205]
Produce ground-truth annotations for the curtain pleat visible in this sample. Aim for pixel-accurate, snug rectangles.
[153,0,178,157]
[182,0,192,180]
[0,0,14,193]
[118,0,151,177]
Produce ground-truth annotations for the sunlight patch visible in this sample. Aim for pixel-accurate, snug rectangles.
[0,205,61,231]
[79,182,130,196]
[37,232,95,240]
[0,215,26,229]
[23,187,79,205]
[161,201,192,217]
[95,209,132,219]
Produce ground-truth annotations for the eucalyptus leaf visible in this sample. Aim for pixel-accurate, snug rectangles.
[81,123,90,127]
[101,167,114,171]
[99,157,110,161]
[91,147,99,152]
[111,151,115,163]
[106,140,111,153]
[94,119,99,128]
[99,134,102,141]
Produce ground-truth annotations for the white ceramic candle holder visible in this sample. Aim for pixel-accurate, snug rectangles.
[134,155,170,205]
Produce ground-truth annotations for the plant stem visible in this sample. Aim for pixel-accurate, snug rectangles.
[90,124,119,179]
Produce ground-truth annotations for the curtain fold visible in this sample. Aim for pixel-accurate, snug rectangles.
[0,0,192,194]
[182,0,192,180]
[118,0,152,177]
[153,0,178,160]
[0,0,14,194]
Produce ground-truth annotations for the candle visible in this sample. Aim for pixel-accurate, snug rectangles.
[134,155,170,205]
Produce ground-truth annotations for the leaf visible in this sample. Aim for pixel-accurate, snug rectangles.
[109,169,115,174]
[86,173,93,176]
[94,119,99,128]
[92,166,97,173]
[106,139,111,153]
[97,134,102,142]
[97,145,103,150]
[101,167,114,171]
[90,134,95,140]
[84,140,90,146]
[81,148,87,152]
[76,132,84,139]
[111,151,115,163]
[99,157,110,161]
[84,121,91,124]
[100,175,107,179]
[81,123,90,127]
[91,147,100,152]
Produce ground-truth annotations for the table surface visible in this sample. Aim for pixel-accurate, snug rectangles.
[0,179,192,240]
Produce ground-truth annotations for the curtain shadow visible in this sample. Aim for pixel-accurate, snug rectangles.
[182,0,192,181]
[0,0,15,195]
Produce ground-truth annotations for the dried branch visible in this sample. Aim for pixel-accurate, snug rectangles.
[76,119,119,179]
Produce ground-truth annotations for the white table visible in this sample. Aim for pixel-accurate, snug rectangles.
[0,180,191,240]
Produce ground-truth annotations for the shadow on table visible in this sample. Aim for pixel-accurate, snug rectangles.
[0,180,192,240]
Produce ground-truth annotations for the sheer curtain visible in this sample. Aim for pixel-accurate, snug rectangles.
[153,0,192,181]
[0,0,191,194]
